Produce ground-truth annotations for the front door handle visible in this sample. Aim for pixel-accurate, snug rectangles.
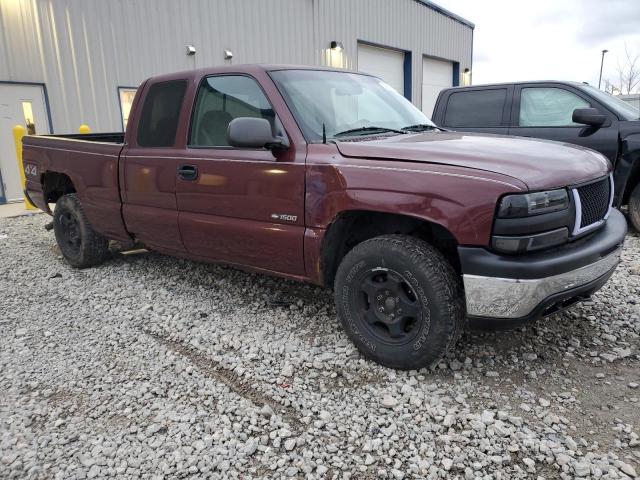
[178,164,198,181]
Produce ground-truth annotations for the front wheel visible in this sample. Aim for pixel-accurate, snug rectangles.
[629,182,640,233]
[53,194,109,268]
[334,235,464,370]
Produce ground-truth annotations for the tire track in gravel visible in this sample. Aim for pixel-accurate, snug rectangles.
[141,328,305,431]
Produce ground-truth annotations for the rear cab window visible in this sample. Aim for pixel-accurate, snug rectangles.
[443,89,507,128]
[137,80,188,147]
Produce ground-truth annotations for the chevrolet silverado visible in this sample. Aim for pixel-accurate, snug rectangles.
[22,65,627,369]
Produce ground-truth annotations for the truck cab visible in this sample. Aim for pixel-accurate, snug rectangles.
[432,81,640,230]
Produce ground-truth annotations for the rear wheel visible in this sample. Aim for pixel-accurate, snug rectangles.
[629,182,640,233]
[334,235,464,370]
[53,194,109,268]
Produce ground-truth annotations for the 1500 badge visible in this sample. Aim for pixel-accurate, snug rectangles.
[271,213,298,222]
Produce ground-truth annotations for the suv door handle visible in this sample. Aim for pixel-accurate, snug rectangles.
[178,164,198,181]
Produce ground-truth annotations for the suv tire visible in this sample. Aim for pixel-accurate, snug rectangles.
[53,193,109,268]
[629,182,640,233]
[334,234,464,370]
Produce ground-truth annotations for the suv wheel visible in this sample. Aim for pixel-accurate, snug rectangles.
[53,193,109,268]
[629,182,640,233]
[334,235,464,370]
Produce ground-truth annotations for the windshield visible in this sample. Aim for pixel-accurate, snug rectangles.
[270,69,435,141]
[579,84,639,120]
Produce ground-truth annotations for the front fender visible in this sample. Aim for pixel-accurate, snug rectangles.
[305,161,524,246]
[614,132,640,204]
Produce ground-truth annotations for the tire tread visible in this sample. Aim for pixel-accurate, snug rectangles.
[53,193,109,268]
[334,234,465,369]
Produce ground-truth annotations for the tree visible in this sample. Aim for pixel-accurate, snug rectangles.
[603,78,617,95]
[616,44,640,94]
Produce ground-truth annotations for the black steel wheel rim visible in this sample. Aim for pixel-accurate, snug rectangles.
[357,268,423,345]
[59,211,82,254]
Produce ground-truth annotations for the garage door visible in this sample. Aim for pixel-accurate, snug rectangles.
[422,57,453,117]
[357,44,405,96]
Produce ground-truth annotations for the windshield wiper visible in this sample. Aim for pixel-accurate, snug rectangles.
[334,126,407,138]
[401,123,438,132]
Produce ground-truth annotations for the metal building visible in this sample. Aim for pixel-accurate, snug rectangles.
[0,0,473,204]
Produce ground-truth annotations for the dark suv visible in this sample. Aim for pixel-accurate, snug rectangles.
[432,81,640,231]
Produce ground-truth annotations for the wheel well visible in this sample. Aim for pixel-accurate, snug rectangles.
[42,172,75,203]
[321,210,460,288]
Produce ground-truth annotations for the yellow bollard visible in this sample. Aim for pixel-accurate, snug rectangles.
[13,125,37,210]
[78,124,91,134]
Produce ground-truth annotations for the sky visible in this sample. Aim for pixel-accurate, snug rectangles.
[434,0,640,92]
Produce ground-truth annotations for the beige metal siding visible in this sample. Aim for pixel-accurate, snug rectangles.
[313,0,472,106]
[0,0,472,133]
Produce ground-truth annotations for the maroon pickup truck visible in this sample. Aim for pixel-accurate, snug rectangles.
[23,65,627,370]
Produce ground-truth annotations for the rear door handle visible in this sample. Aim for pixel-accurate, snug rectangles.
[178,164,198,181]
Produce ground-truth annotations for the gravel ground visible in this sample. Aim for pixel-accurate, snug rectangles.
[1,213,639,480]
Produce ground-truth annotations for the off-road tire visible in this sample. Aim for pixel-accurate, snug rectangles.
[334,234,465,370]
[629,182,640,233]
[53,193,109,268]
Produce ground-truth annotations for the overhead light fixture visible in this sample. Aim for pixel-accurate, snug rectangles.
[224,49,233,60]
[327,41,345,68]
[462,68,471,86]
[185,45,196,56]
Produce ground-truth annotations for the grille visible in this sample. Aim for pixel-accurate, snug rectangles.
[576,177,611,229]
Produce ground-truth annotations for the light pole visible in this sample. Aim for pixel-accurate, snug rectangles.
[598,49,608,89]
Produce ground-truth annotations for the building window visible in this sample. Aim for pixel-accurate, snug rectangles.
[118,87,138,130]
[22,101,36,134]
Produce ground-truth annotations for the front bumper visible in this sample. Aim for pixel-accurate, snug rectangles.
[460,208,627,321]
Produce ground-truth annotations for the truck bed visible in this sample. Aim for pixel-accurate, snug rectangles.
[22,133,129,241]
[39,132,125,144]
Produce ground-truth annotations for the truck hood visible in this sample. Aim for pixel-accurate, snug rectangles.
[334,131,610,190]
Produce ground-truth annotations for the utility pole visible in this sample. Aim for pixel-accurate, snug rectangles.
[598,49,608,89]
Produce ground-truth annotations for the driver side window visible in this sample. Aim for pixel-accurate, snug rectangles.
[519,87,590,127]
[190,75,276,147]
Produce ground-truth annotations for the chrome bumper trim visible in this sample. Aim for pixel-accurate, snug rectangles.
[463,247,622,319]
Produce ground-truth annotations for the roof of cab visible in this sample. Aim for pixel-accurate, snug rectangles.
[144,64,372,84]
[441,80,589,90]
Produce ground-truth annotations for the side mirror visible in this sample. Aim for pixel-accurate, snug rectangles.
[572,108,606,127]
[227,117,289,150]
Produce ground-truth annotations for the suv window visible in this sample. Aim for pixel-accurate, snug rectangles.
[137,80,187,147]
[519,87,590,127]
[190,75,275,147]
[443,89,506,127]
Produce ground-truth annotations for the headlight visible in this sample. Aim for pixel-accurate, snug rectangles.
[497,189,569,218]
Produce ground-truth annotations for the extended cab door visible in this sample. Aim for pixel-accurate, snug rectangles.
[176,73,306,276]
[432,85,513,135]
[508,83,619,162]
[121,79,188,252]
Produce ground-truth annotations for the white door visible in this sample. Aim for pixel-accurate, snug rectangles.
[421,57,453,118]
[0,84,50,203]
[357,44,405,96]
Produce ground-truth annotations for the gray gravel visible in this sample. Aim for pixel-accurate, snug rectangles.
[1,213,639,479]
